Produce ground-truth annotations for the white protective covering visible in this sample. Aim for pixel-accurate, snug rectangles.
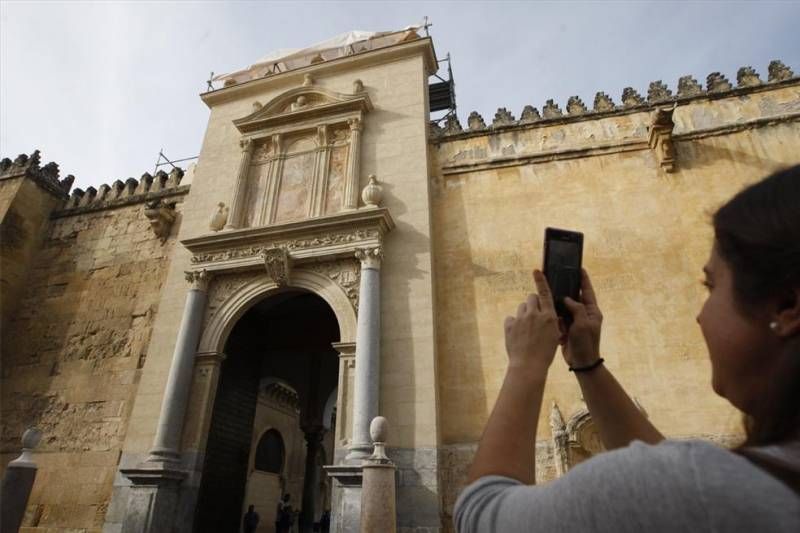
[213,24,424,86]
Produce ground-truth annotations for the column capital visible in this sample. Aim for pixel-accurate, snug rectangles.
[184,270,211,291]
[347,117,363,132]
[239,138,255,153]
[355,246,383,270]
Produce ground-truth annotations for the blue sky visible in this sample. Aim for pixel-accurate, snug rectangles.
[2,1,798,189]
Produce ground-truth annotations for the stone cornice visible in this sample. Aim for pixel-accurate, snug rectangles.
[200,38,438,108]
[182,207,394,272]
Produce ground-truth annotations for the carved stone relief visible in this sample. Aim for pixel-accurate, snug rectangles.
[306,258,361,310]
[263,247,292,287]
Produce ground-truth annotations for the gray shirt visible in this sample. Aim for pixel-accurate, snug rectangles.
[454,439,800,532]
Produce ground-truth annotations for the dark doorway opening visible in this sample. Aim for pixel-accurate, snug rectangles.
[194,290,340,533]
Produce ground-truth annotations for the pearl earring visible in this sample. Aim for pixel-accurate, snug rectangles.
[769,321,779,332]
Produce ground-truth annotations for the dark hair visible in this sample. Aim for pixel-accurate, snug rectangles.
[712,164,800,447]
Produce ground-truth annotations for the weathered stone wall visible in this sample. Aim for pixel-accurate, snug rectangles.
[0,175,188,532]
[431,75,800,527]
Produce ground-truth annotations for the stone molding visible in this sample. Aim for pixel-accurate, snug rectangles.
[432,72,799,143]
[182,207,394,273]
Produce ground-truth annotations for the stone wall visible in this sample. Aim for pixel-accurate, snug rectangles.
[0,167,188,532]
[430,71,800,527]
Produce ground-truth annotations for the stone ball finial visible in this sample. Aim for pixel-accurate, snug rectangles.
[353,79,364,93]
[361,175,383,207]
[252,101,263,112]
[22,427,42,450]
[370,416,388,444]
[210,202,229,232]
[303,73,314,87]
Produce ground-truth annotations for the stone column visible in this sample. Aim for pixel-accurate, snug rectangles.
[346,246,382,461]
[343,118,362,210]
[301,427,325,533]
[147,270,211,463]
[225,138,254,230]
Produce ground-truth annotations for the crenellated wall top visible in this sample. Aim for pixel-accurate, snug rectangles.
[0,150,74,198]
[431,60,798,141]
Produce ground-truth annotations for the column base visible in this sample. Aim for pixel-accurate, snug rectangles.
[324,464,363,533]
[119,463,187,533]
[344,442,372,463]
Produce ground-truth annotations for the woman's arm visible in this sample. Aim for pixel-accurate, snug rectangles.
[562,270,664,449]
[466,271,561,485]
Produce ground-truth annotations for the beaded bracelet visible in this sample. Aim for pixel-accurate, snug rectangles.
[568,358,605,373]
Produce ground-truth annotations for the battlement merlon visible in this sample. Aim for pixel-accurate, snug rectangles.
[200,36,437,108]
[0,150,74,199]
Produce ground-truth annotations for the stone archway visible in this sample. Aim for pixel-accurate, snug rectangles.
[187,268,356,533]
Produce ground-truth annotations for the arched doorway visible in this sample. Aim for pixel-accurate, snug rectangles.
[194,290,340,533]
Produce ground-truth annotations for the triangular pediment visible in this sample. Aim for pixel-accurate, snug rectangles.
[234,86,372,134]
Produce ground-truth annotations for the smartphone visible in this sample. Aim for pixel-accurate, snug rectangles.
[542,227,584,324]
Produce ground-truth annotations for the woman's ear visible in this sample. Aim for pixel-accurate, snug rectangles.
[774,287,800,337]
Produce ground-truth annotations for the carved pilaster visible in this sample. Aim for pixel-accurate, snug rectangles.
[344,118,363,210]
[226,139,255,229]
[311,125,331,217]
[263,247,292,287]
[263,134,284,224]
[648,107,677,173]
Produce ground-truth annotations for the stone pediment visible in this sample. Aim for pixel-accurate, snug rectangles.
[182,207,393,273]
[234,86,373,134]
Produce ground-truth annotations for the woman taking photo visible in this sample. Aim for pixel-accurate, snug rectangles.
[455,166,800,532]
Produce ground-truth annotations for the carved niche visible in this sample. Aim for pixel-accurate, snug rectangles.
[230,84,373,229]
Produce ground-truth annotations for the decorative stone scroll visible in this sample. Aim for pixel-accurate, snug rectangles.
[263,247,292,286]
[648,106,677,172]
[306,258,361,310]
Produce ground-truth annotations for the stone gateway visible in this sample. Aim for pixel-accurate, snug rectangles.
[1,28,799,533]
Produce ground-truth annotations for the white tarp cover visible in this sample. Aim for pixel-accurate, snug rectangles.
[213,24,423,85]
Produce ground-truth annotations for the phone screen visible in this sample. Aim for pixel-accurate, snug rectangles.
[543,228,583,323]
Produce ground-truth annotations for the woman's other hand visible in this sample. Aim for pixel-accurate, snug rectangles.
[561,268,604,367]
[504,270,561,376]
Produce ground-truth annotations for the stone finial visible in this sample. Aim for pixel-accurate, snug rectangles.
[353,79,364,93]
[442,113,463,134]
[361,175,383,207]
[677,75,703,97]
[566,96,587,116]
[9,427,42,468]
[492,107,515,127]
[520,105,541,123]
[621,87,644,107]
[706,72,732,92]
[252,101,262,112]
[369,416,390,463]
[209,202,228,231]
[647,81,672,103]
[737,66,762,87]
[467,111,486,130]
[304,73,314,87]
[144,199,176,242]
[768,60,794,82]
[263,247,292,287]
[593,92,615,112]
[542,99,562,119]
[310,53,324,64]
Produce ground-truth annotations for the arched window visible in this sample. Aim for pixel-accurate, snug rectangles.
[254,429,285,474]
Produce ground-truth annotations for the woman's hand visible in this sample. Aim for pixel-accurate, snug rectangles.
[504,270,561,376]
[561,269,604,367]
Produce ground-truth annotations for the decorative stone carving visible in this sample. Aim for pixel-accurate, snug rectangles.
[306,258,361,310]
[592,92,615,112]
[492,107,515,127]
[566,96,587,116]
[263,247,292,287]
[353,79,364,93]
[621,87,644,107]
[290,95,309,111]
[442,114,463,134]
[677,75,703,97]
[0,149,74,197]
[252,101,262,112]
[542,99,562,119]
[768,60,794,82]
[369,416,390,463]
[647,81,672,103]
[361,175,383,207]
[467,111,486,130]
[736,66,762,87]
[648,106,677,173]
[519,105,540,123]
[706,72,732,92]
[143,200,177,242]
[549,402,569,477]
[209,203,228,232]
[185,270,211,291]
[303,73,314,87]
[355,246,383,270]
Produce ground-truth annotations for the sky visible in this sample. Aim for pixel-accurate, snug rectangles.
[2,1,799,190]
